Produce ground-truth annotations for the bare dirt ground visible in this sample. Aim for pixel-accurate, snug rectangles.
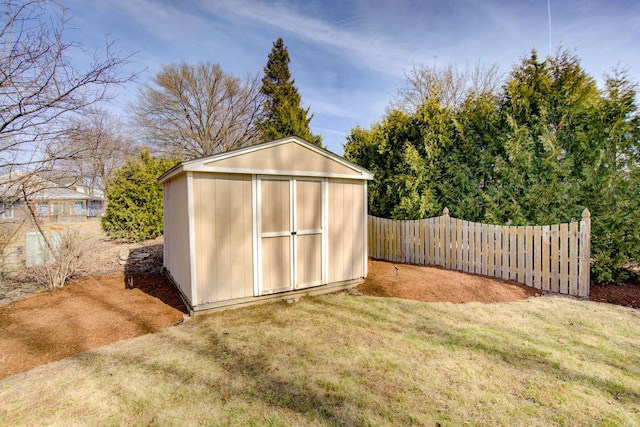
[1,220,639,379]
[590,280,640,309]
[0,273,185,379]
[359,260,543,303]
[0,221,187,379]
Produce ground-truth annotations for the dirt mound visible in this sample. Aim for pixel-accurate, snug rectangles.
[358,260,543,303]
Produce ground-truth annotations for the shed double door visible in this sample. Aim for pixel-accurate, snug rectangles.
[259,177,325,294]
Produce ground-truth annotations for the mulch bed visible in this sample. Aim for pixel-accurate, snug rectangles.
[590,280,640,309]
[1,259,638,381]
[0,273,185,380]
[358,260,543,303]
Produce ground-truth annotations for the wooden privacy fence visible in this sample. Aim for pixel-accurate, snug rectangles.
[368,208,591,297]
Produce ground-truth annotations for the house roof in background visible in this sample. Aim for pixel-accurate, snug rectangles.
[0,170,105,201]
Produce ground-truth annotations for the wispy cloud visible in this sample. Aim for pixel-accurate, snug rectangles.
[59,0,640,154]
[205,0,422,77]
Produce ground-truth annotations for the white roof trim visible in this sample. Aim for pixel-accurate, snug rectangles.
[158,136,373,183]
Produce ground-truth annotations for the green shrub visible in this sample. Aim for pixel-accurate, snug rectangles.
[101,148,179,242]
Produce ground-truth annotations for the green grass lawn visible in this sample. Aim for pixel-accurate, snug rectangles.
[1,293,639,426]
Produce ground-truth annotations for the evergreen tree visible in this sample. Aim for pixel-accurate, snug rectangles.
[581,70,640,283]
[345,49,640,283]
[259,38,322,146]
[101,149,179,242]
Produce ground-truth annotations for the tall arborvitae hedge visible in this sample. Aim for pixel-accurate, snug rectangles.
[345,50,640,284]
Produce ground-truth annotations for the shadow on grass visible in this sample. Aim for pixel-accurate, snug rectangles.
[310,295,640,406]
[81,324,365,426]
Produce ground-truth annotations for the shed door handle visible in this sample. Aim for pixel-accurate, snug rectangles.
[291,231,297,235]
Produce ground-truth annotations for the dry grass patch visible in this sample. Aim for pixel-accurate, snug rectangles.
[1,294,639,426]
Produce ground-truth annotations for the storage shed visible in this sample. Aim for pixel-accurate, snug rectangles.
[159,136,373,313]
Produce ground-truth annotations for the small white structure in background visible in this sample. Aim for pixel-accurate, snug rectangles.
[25,229,61,267]
[159,136,373,314]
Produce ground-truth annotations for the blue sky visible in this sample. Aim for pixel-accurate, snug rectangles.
[60,0,640,155]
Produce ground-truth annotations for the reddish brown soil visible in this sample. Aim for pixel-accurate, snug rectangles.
[590,280,640,309]
[1,258,638,381]
[0,273,186,380]
[359,260,543,303]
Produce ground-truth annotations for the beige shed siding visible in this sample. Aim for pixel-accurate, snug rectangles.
[296,180,322,286]
[205,142,358,177]
[193,173,254,304]
[163,174,191,299]
[296,180,322,230]
[328,179,365,282]
[297,234,322,285]
[261,179,290,234]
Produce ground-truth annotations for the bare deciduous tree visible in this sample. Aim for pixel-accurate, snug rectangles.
[0,0,135,287]
[134,62,263,159]
[54,110,136,194]
[0,0,135,174]
[392,63,503,112]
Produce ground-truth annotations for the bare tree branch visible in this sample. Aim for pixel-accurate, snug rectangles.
[0,0,137,173]
[391,63,504,112]
[52,109,136,193]
[134,62,264,159]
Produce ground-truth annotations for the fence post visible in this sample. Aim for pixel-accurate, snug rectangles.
[442,207,450,268]
[579,208,591,297]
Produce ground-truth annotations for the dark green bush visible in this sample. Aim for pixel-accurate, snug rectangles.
[102,148,179,242]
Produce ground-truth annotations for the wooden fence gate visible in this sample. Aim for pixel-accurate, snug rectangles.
[368,208,591,297]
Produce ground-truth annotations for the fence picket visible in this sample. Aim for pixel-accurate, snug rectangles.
[378,217,383,259]
[441,215,448,268]
[560,223,568,294]
[386,219,391,261]
[496,225,504,278]
[375,216,379,259]
[419,220,425,264]
[396,219,401,262]
[541,226,551,291]
[569,221,578,295]
[551,224,559,293]
[508,227,516,280]
[405,220,410,263]
[366,213,591,298]
[474,222,481,274]
[533,226,542,289]
[462,220,469,272]
[492,224,498,277]
[524,226,533,286]
[579,209,591,297]
[429,217,436,265]
[517,227,525,283]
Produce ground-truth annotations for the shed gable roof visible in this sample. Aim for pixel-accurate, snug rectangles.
[159,136,373,183]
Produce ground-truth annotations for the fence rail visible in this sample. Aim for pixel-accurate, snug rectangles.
[368,208,590,297]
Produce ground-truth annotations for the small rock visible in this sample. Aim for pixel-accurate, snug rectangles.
[118,248,129,261]
[131,252,150,260]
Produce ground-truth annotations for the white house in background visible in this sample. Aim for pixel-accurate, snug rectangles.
[0,170,105,222]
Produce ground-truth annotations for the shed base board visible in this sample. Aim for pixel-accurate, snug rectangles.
[162,268,363,316]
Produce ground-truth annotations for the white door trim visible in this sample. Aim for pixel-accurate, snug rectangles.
[186,172,198,305]
[255,176,326,295]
